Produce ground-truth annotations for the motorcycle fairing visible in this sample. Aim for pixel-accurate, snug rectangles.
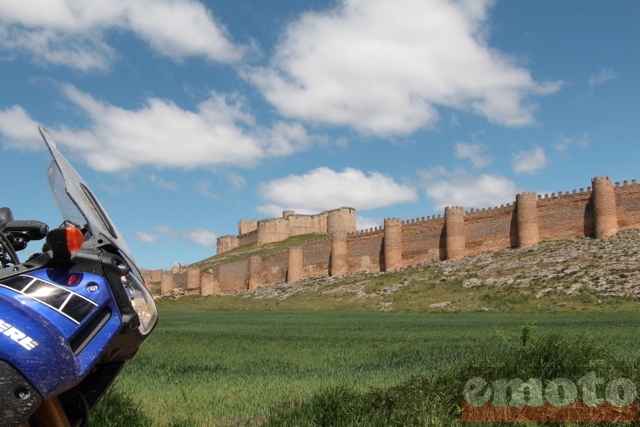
[0,268,123,398]
[0,127,158,426]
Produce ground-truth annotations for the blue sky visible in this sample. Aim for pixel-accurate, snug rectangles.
[0,0,637,270]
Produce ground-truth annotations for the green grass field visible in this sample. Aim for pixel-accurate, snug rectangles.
[102,309,640,426]
[95,233,640,425]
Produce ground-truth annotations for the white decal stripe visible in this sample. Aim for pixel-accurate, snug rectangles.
[58,292,73,311]
[0,275,98,324]
[20,277,38,292]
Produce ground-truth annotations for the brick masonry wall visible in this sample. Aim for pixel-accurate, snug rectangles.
[302,238,332,278]
[216,259,249,293]
[615,181,640,230]
[154,177,640,297]
[328,207,357,234]
[218,207,356,255]
[346,230,384,273]
[257,218,290,245]
[261,251,289,285]
[537,191,594,241]
[288,212,328,236]
[216,235,239,253]
[465,205,517,257]
[401,217,445,266]
[172,272,187,288]
[238,230,258,247]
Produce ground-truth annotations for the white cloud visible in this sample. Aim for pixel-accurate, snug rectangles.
[55,85,262,171]
[260,121,314,157]
[511,147,548,174]
[196,180,219,200]
[247,0,561,136]
[0,105,44,150]
[134,231,158,244]
[257,167,418,216]
[0,0,245,71]
[356,216,383,231]
[555,132,591,152]
[149,174,179,191]
[588,68,617,88]
[184,228,218,247]
[148,225,217,247]
[0,85,314,172]
[225,172,246,190]
[454,142,492,168]
[420,166,519,210]
[100,182,133,196]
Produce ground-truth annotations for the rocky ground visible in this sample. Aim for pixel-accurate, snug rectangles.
[238,228,640,304]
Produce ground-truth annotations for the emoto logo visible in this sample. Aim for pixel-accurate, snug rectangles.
[462,373,638,423]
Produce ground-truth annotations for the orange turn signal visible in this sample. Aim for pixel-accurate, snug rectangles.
[66,226,84,252]
[46,224,84,259]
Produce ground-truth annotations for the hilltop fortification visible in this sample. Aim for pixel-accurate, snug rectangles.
[216,207,356,254]
[145,176,640,297]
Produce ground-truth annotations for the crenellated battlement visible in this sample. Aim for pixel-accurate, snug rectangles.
[352,226,384,236]
[445,206,465,213]
[238,218,258,235]
[402,214,444,225]
[615,179,638,188]
[466,202,515,216]
[218,234,237,239]
[594,176,612,184]
[218,207,356,254]
[159,175,640,297]
[538,186,593,201]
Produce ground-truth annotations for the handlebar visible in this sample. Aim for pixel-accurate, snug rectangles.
[4,220,49,241]
[0,211,49,258]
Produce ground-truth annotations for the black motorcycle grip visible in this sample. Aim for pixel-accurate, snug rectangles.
[4,220,49,240]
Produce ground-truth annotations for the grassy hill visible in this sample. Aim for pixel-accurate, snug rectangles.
[193,232,330,271]
[158,228,640,313]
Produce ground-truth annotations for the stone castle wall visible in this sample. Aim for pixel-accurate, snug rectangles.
[218,259,249,293]
[401,216,445,265]
[616,180,640,229]
[150,177,640,296]
[216,207,356,255]
[346,228,384,274]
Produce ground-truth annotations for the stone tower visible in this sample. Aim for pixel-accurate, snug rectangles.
[238,219,257,235]
[516,192,539,247]
[327,207,357,234]
[257,218,290,245]
[383,218,402,271]
[445,206,465,261]
[592,176,618,238]
[287,247,303,283]
[216,235,239,255]
[330,231,348,277]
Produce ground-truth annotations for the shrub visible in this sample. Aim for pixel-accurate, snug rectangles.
[264,333,639,426]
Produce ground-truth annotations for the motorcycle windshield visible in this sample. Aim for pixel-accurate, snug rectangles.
[39,126,136,265]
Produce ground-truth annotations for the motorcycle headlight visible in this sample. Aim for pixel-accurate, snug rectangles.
[120,272,158,335]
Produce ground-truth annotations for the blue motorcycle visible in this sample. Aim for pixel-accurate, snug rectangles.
[0,127,158,426]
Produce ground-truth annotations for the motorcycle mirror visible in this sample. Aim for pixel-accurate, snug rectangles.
[46,225,84,258]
